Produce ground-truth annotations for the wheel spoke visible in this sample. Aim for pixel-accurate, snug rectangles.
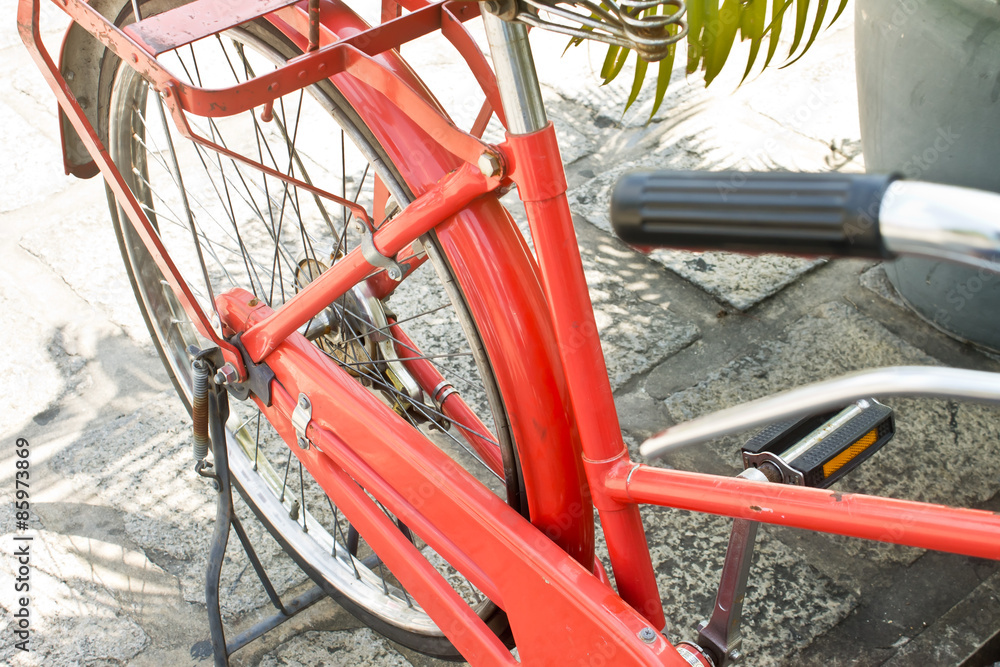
[108,25,519,654]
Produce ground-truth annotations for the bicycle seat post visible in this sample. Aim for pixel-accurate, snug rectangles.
[481,11,547,134]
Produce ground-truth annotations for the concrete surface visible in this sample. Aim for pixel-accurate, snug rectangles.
[3,2,1000,666]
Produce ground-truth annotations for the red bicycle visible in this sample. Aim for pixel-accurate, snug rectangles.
[18,0,1000,663]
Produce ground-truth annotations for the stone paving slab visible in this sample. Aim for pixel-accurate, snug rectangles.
[882,568,1000,667]
[659,301,1000,565]
[577,227,700,389]
[258,628,413,667]
[17,188,152,343]
[567,158,824,310]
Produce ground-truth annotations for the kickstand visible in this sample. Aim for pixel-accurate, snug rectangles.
[196,362,326,667]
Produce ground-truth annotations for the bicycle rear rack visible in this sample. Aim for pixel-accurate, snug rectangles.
[45,0,502,169]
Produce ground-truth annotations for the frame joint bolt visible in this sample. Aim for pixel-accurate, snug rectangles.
[214,362,239,385]
[478,150,503,178]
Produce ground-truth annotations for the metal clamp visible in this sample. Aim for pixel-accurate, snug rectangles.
[292,394,313,450]
[352,217,408,282]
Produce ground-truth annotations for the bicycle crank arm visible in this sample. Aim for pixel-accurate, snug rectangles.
[694,470,768,666]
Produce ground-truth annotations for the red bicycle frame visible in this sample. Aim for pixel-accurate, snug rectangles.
[18,0,1000,663]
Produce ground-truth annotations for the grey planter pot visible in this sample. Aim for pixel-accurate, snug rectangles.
[855,0,1000,350]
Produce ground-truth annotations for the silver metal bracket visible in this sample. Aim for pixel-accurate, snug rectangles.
[292,393,313,450]
[352,217,408,282]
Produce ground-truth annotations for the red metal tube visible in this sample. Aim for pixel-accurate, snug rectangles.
[274,2,598,570]
[610,464,1000,560]
[269,383,517,664]
[15,0,246,375]
[509,124,666,630]
[217,289,686,665]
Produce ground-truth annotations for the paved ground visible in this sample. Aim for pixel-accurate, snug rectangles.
[3,2,1000,666]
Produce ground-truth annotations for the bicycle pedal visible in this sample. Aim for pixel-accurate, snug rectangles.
[741,399,894,488]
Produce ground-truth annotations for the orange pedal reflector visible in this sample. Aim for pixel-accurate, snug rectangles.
[742,400,895,488]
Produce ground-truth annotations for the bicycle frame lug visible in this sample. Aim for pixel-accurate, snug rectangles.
[226,334,276,406]
[292,393,313,450]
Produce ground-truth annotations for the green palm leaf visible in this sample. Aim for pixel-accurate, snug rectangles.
[704,0,742,85]
[651,19,681,117]
[783,0,828,67]
[625,56,649,111]
[740,0,767,84]
[787,0,810,58]
[686,0,706,74]
[829,0,850,27]
[601,44,630,83]
[763,0,790,69]
[583,0,847,117]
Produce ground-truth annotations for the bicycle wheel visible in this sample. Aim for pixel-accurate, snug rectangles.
[99,11,521,658]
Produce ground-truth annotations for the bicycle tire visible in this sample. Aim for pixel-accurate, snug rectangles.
[97,6,521,658]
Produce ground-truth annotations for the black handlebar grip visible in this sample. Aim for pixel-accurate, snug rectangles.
[610,171,900,258]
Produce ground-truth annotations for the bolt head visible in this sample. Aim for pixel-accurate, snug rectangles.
[349,215,368,234]
[299,395,310,409]
[638,627,657,643]
[477,151,502,178]
[729,649,744,662]
[297,436,310,450]
[215,363,239,385]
